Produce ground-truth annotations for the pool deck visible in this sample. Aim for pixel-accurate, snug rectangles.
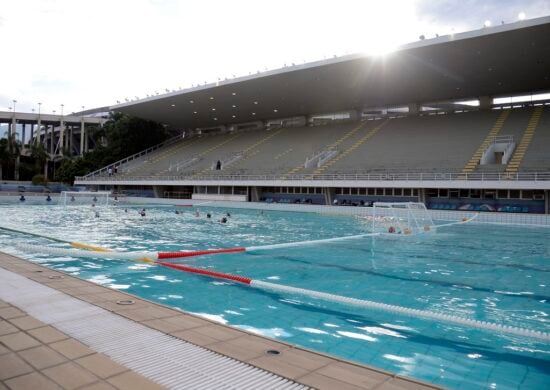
[0,252,442,390]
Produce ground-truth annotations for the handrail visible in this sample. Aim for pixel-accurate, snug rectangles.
[83,133,183,178]
[75,171,550,182]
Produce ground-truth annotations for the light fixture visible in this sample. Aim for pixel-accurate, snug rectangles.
[193,111,197,114]
[232,104,237,108]
[171,104,176,107]
[213,117,218,121]
[189,100,194,103]
[211,108,216,111]
[518,12,526,20]
[484,20,491,27]
[273,109,278,112]
[232,115,236,118]
[252,112,256,116]
[209,96,214,100]
[254,101,258,105]
[232,92,236,96]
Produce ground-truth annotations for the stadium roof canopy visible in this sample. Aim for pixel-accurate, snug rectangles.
[111,16,550,129]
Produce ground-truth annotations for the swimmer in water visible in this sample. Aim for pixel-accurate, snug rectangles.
[206,213,211,219]
[19,195,25,202]
[95,211,100,218]
[226,212,231,217]
[175,210,180,215]
[139,208,146,217]
[219,217,227,224]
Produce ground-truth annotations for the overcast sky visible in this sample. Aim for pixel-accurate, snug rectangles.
[0,0,548,115]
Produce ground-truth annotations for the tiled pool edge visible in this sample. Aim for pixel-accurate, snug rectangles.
[0,251,443,390]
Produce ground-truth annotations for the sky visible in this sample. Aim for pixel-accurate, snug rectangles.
[0,0,548,116]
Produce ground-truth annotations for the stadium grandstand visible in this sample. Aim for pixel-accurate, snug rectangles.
[75,16,550,214]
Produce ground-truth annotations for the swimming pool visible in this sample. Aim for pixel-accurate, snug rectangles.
[1,203,549,389]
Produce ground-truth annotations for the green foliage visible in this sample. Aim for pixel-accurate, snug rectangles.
[32,174,47,185]
[54,112,169,183]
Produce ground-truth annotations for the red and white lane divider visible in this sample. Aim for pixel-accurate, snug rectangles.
[146,261,550,342]
[15,241,549,341]
[15,244,245,261]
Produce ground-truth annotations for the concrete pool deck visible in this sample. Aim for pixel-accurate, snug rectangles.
[0,252,441,390]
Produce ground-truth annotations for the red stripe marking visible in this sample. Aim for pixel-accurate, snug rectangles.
[157,262,252,284]
[157,247,246,259]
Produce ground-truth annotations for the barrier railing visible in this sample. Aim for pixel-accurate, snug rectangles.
[83,133,183,178]
[75,171,550,182]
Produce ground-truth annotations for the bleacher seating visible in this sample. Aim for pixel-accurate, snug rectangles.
[98,106,550,179]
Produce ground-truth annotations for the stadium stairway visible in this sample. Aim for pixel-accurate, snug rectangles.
[211,128,287,173]
[313,119,389,175]
[505,106,544,173]
[281,121,369,178]
[184,132,246,177]
[460,109,510,175]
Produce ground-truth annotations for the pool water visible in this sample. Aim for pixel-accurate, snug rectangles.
[1,204,549,389]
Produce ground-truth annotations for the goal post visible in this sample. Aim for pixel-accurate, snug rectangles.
[59,191,111,206]
[371,202,435,235]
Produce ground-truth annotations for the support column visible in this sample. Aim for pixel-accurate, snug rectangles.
[10,116,16,139]
[479,96,492,110]
[59,119,64,155]
[408,103,420,115]
[30,124,34,145]
[50,125,54,155]
[22,124,26,148]
[80,120,85,155]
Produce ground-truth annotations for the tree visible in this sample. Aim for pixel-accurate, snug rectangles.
[0,138,8,180]
[29,142,49,178]
[2,131,21,180]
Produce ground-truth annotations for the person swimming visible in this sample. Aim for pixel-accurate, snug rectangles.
[139,208,146,217]
[19,195,25,202]
[46,195,52,202]
[206,213,211,219]
[220,217,227,224]
[226,212,231,217]
[95,211,100,218]
[70,196,75,202]
[175,210,180,215]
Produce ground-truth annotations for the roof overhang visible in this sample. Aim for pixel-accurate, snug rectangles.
[111,16,550,129]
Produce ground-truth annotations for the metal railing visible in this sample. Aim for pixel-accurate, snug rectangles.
[75,171,550,182]
[83,133,184,178]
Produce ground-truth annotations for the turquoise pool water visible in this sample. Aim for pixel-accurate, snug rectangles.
[0,203,549,389]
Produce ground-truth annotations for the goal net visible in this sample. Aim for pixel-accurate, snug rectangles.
[59,191,111,206]
[370,202,435,235]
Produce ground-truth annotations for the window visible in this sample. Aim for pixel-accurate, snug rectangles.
[376,188,384,196]
[359,188,366,195]
[413,189,419,197]
[343,188,350,195]
[207,186,218,194]
[521,190,533,199]
[403,188,412,196]
[368,188,375,195]
[438,189,448,198]
[336,188,342,195]
[449,189,459,198]
[316,187,323,194]
[427,189,438,197]
[394,188,403,196]
[288,187,294,194]
[195,186,206,194]
[350,188,358,195]
[385,188,393,196]
[220,186,232,194]
[509,190,520,199]
[497,190,508,199]
[484,190,496,199]
[234,186,247,195]
[470,189,481,199]
[459,189,469,198]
